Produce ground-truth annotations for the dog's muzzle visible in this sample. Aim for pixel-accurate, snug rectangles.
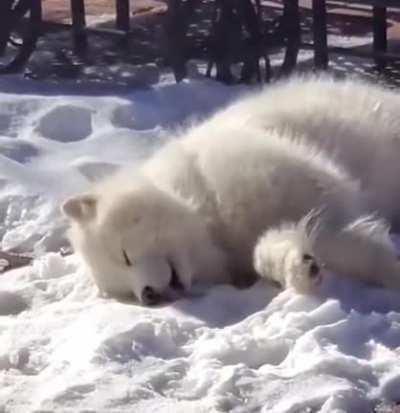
[140,260,185,306]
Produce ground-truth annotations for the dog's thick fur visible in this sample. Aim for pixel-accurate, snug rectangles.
[62,77,400,304]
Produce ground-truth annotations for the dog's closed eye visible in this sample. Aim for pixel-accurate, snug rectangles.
[122,249,132,266]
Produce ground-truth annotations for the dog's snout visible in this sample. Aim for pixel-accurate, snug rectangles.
[141,286,161,306]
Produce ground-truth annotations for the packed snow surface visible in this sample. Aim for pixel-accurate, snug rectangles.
[0,75,400,413]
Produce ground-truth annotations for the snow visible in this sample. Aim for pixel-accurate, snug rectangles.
[0,73,400,413]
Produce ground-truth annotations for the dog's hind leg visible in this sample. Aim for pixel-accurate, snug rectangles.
[254,213,400,294]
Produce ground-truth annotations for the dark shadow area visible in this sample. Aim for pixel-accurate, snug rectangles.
[320,271,400,315]
[113,280,279,328]
[0,290,29,315]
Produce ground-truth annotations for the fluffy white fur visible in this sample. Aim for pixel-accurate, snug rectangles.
[62,77,400,304]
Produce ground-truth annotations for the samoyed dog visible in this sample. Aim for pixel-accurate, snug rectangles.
[62,77,400,305]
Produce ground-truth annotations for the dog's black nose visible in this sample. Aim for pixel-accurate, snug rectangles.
[141,286,161,306]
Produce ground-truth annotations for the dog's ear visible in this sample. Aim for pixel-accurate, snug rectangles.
[61,194,97,221]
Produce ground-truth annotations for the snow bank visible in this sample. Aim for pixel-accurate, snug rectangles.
[0,75,400,412]
[2,253,400,412]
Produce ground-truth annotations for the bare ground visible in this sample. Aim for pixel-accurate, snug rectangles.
[41,0,167,23]
[4,1,400,89]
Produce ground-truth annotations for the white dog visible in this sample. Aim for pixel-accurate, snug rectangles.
[62,77,400,305]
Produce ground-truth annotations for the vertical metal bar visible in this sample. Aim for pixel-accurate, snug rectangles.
[30,0,42,32]
[70,0,87,53]
[280,0,300,75]
[116,0,130,33]
[164,0,187,82]
[0,0,14,54]
[373,6,387,69]
[312,0,328,69]
[4,0,41,73]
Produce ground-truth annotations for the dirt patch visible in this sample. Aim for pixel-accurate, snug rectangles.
[41,0,167,23]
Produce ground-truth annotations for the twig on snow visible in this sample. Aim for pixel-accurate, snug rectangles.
[0,250,33,273]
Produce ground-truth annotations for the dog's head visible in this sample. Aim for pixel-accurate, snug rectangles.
[62,180,209,305]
